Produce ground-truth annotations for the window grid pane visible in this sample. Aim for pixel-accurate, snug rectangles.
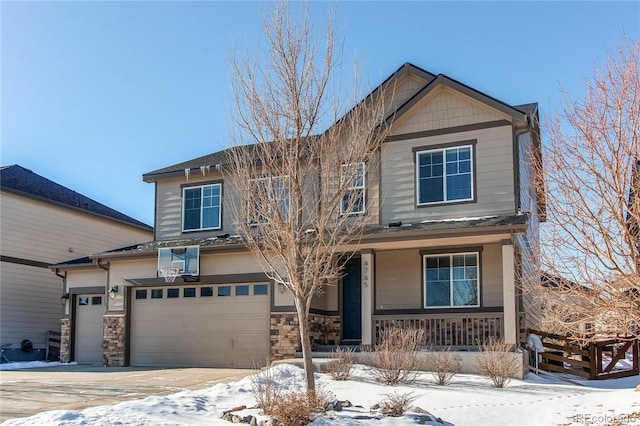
[425,253,479,308]
[183,185,221,231]
[417,146,472,204]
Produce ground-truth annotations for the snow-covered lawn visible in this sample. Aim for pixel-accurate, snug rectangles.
[2,363,639,426]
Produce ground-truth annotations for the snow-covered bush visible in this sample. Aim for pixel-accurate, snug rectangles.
[328,346,356,381]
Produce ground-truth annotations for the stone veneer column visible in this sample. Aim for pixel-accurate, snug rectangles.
[270,313,300,361]
[102,315,126,366]
[59,318,71,363]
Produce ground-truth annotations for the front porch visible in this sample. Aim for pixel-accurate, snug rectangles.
[374,312,504,349]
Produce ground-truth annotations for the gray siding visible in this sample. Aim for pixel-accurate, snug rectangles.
[0,193,152,349]
[380,124,515,224]
[375,244,504,311]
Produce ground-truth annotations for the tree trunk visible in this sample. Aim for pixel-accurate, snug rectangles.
[295,298,316,393]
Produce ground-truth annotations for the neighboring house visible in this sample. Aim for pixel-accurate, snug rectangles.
[55,63,543,368]
[0,165,153,361]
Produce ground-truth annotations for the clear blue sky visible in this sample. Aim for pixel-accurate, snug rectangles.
[2,1,638,227]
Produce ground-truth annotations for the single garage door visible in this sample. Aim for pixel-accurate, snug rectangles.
[75,294,105,365]
[130,283,270,368]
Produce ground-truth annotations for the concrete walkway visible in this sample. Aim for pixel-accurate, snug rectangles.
[0,365,252,422]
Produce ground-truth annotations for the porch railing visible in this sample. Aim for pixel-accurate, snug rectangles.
[374,313,504,348]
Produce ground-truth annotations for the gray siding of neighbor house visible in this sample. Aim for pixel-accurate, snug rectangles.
[0,192,151,349]
[374,243,503,311]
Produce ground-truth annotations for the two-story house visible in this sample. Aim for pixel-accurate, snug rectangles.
[0,165,152,362]
[55,63,543,368]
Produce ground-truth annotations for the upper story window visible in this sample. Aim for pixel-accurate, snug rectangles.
[340,162,365,215]
[416,145,474,205]
[183,183,222,232]
[424,252,479,308]
[251,176,290,222]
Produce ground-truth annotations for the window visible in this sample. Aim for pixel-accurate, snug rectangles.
[183,184,222,231]
[167,288,179,298]
[218,286,231,297]
[135,290,148,299]
[254,284,268,295]
[151,289,163,299]
[424,253,479,308]
[251,177,290,222]
[79,296,89,306]
[340,163,365,215]
[416,145,473,205]
[200,286,214,297]
[91,296,102,305]
[235,285,249,296]
[183,288,196,298]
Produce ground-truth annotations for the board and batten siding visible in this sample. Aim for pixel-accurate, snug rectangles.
[374,244,504,311]
[381,124,515,224]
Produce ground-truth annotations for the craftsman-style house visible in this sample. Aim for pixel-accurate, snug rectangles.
[54,63,543,367]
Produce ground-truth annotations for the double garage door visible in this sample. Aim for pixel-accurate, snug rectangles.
[130,282,270,368]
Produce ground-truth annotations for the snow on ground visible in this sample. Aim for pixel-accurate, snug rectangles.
[2,363,639,426]
[0,361,77,371]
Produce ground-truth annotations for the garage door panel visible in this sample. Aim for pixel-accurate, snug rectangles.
[131,284,270,368]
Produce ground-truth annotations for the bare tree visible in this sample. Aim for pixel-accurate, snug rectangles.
[529,37,640,343]
[224,3,391,393]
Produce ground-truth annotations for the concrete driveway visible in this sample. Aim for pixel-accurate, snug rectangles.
[0,365,252,423]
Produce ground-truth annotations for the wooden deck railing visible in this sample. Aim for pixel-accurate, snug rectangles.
[374,313,504,348]
[528,328,639,380]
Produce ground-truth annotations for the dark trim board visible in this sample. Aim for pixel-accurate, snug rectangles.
[1,255,50,269]
[387,120,512,142]
[69,286,105,295]
[125,272,270,287]
[373,306,504,315]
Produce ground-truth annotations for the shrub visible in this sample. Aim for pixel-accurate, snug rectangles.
[423,346,461,386]
[249,365,282,415]
[377,392,417,417]
[271,387,334,426]
[328,346,356,381]
[475,339,521,388]
[365,328,424,385]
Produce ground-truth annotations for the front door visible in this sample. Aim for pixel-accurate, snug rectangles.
[342,257,362,341]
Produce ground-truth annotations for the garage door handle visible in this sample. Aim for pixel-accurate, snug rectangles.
[231,339,234,348]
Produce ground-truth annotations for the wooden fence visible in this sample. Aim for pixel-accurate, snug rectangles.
[528,329,639,380]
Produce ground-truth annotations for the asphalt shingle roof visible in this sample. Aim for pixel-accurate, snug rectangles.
[1,164,152,230]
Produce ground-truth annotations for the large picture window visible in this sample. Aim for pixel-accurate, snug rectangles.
[416,145,473,205]
[183,184,222,231]
[424,252,479,308]
[340,162,365,215]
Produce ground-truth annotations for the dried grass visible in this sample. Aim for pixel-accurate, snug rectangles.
[328,346,356,381]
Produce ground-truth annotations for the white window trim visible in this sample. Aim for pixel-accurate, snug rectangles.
[423,252,480,309]
[340,162,366,215]
[182,183,222,232]
[415,145,474,206]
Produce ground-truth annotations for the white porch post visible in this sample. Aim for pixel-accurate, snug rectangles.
[361,249,374,347]
[501,242,517,345]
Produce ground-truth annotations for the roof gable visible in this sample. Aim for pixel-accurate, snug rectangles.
[0,165,152,231]
[387,74,528,131]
